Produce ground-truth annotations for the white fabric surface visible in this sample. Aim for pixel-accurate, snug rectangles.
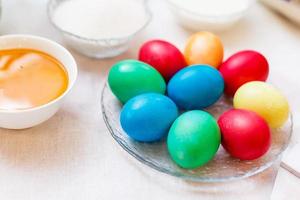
[0,0,299,199]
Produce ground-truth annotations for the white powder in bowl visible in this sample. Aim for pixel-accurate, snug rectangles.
[52,0,149,40]
[169,0,250,16]
[167,0,252,31]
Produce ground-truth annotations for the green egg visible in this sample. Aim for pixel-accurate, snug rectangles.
[167,110,220,169]
[108,59,166,103]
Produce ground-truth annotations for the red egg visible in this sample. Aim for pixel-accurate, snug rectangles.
[138,40,186,81]
[218,109,271,160]
[219,50,269,97]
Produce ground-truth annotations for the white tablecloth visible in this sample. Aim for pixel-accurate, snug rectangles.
[0,0,300,199]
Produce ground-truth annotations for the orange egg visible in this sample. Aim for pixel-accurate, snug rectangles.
[184,32,224,68]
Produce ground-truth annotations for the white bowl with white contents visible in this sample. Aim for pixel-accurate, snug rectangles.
[48,0,152,58]
[0,35,77,129]
[166,0,254,32]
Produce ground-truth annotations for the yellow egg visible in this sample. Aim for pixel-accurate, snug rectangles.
[233,81,289,128]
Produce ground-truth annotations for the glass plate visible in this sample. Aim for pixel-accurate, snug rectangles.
[101,83,293,182]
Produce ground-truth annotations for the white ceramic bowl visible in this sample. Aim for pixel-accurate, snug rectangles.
[0,35,77,129]
[166,0,254,32]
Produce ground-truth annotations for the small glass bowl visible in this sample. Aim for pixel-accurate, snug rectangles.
[166,0,254,32]
[47,0,152,59]
[101,83,292,182]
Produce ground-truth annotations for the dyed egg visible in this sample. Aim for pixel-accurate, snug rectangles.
[108,60,166,103]
[219,50,269,96]
[167,65,224,110]
[184,32,224,68]
[120,93,178,142]
[138,40,187,81]
[234,81,289,128]
[218,109,271,160]
[167,110,220,169]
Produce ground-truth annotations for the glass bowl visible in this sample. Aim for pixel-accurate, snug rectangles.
[101,83,292,182]
[166,0,254,32]
[47,0,152,59]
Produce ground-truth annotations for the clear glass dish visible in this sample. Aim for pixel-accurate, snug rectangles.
[47,0,152,59]
[166,0,254,32]
[101,83,292,182]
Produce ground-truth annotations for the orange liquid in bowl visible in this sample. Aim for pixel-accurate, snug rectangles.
[0,49,68,110]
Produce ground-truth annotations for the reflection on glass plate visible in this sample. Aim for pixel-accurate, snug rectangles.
[101,83,292,182]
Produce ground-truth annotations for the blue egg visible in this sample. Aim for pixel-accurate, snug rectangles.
[120,93,179,142]
[167,65,224,110]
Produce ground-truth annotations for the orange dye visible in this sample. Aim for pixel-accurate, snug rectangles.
[0,49,68,110]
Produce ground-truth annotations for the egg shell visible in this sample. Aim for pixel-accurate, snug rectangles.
[108,60,166,103]
[184,32,224,68]
[218,109,271,160]
[219,50,269,96]
[233,81,289,128]
[167,65,224,110]
[120,93,178,142]
[138,40,187,81]
[167,110,221,169]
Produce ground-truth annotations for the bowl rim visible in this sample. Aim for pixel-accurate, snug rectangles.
[166,0,255,20]
[0,34,78,114]
[101,82,293,182]
[47,0,153,43]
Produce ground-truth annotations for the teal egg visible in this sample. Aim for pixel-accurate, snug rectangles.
[167,110,221,169]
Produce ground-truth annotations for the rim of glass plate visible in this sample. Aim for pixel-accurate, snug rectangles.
[47,0,152,43]
[101,82,293,183]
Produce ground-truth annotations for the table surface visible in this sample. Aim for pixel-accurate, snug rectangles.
[0,0,300,199]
